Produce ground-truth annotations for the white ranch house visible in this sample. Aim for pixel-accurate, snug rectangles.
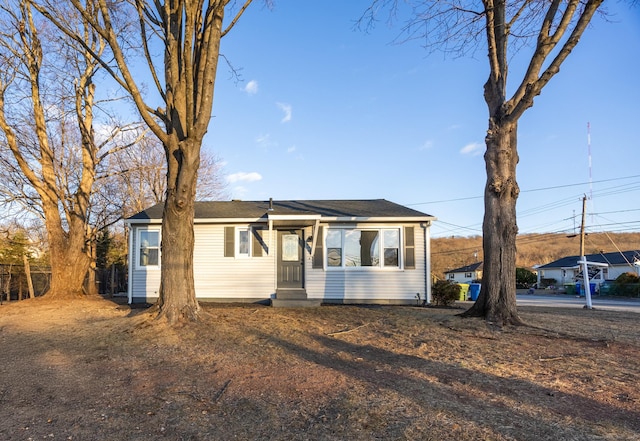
[125,199,436,306]
[535,250,640,291]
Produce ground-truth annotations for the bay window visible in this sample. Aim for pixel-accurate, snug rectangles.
[326,228,400,269]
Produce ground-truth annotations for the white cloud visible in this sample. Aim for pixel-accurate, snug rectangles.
[244,80,258,95]
[227,172,263,184]
[287,146,296,153]
[255,133,277,150]
[460,142,484,156]
[277,102,292,123]
[418,140,434,151]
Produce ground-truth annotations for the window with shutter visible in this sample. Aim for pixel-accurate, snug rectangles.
[225,226,266,257]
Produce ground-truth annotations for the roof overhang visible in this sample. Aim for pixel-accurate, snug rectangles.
[125,214,436,226]
[267,213,322,228]
[318,216,436,223]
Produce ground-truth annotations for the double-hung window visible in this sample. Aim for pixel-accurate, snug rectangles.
[236,227,251,258]
[138,229,160,268]
[326,228,400,269]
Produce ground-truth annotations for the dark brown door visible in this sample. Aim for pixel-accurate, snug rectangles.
[277,229,304,288]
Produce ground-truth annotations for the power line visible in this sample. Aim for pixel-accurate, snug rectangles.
[407,174,640,206]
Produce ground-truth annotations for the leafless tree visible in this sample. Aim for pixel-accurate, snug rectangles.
[0,0,145,298]
[108,134,229,218]
[360,0,605,324]
[32,0,264,322]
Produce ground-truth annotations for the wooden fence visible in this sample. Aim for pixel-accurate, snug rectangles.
[0,263,127,301]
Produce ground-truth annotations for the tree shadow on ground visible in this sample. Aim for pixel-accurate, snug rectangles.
[252,329,640,440]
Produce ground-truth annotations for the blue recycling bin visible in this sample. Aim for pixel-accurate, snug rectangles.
[576,282,597,296]
[469,283,481,301]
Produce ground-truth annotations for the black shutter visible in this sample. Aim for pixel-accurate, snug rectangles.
[404,226,415,269]
[224,226,234,257]
[252,228,264,257]
[312,226,324,269]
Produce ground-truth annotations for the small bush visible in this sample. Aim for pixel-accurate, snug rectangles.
[516,267,537,288]
[615,272,640,285]
[611,272,640,297]
[432,280,462,306]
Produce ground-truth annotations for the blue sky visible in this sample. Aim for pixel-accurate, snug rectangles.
[206,1,640,238]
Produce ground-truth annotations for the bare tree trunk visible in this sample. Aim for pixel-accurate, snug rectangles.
[463,118,523,325]
[45,215,91,299]
[23,254,35,299]
[156,138,200,321]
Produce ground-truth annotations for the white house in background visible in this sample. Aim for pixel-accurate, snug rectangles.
[535,250,640,290]
[444,262,483,284]
[125,199,436,307]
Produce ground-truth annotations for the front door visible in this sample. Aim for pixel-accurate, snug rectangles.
[277,229,304,289]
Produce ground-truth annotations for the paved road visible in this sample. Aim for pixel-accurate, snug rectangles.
[516,294,640,313]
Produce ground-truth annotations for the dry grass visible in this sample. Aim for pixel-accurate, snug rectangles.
[0,297,638,440]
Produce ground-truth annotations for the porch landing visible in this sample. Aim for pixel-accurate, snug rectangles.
[271,289,321,308]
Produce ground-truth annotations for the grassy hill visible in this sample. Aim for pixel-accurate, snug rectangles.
[431,232,640,279]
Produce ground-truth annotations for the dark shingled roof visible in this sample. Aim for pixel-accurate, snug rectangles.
[445,262,483,274]
[537,250,640,269]
[127,199,435,222]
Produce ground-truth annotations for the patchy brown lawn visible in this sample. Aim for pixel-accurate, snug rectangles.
[0,297,638,440]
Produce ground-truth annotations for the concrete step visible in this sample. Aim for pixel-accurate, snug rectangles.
[271,299,322,308]
[275,289,308,300]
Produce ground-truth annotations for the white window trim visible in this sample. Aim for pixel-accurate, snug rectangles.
[324,226,403,271]
[135,227,161,270]
[235,226,252,258]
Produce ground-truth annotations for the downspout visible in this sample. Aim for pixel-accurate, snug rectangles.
[268,218,276,295]
[423,222,432,304]
[127,224,133,304]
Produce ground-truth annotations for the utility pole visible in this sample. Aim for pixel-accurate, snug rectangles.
[579,195,593,309]
[577,194,608,309]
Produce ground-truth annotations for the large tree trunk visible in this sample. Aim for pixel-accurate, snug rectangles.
[44,211,91,299]
[156,138,201,322]
[462,118,523,326]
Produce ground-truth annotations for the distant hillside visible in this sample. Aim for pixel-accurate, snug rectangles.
[431,232,640,279]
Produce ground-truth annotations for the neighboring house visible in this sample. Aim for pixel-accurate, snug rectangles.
[444,262,483,284]
[125,199,436,306]
[536,250,640,290]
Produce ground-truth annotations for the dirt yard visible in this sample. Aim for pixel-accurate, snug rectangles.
[0,297,638,441]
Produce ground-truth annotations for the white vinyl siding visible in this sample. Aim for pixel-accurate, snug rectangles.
[193,225,275,300]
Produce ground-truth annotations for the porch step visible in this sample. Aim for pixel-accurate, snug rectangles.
[275,289,308,300]
[271,298,322,308]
